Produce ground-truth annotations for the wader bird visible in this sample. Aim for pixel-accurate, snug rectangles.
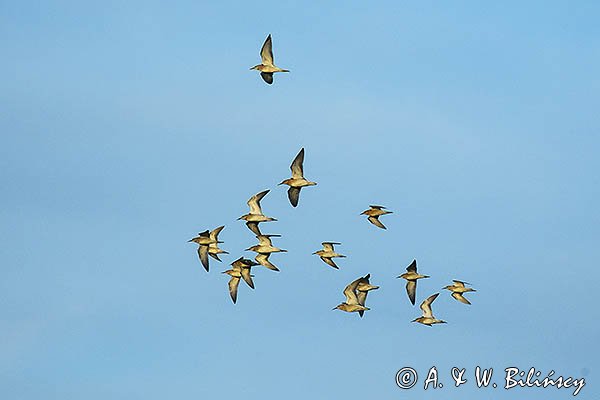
[356,274,379,317]
[312,242,346,269]
[413,293,446,326]
[333,276,371,313]
[208,226,228,262]
[245,234,287,272]
[188,230,221,272]
[223,257,257,304]
[238,190,277,235]
[250,34,289,84]
[361,205,393,229]
[279,148,317,207]
[443,280,476,305]
[398,259,430,305]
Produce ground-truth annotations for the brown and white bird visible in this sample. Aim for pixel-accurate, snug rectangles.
[312,242,346,269]
[333,276,371,313]
[412,293,446,326]
[245,234,286,272]
[188,230,220,272]
[250,34,289,84]
[356,274,379,318]
[279,148,317,207]
[208,226,228,262]
[443,280,477,305]
[238,190,277,235]
[397,259,430,305]
[222,257,257,304]
[360,205,393,229]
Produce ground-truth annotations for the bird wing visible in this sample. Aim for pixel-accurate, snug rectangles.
[290,148,305,178]
[246,222,262,236]
[248,190,269,215]
[421,293,439,318]
[322,242,335,252]
[369,205,385,209]
[452,280,469,287]
[255,253,280,271]
[208,251,222,262]
[406,280,416,305]
[260,34,274,66]
[452,292,471,305]
[198,245,209,272]
[209,225,225,241]
[406,259,417,273]
[357,291,368,318]
[198,230,210,238]
[240,267,255,289]
[367,216,386,229]
[257,235,273,246]
[320,256,339,269]
[343,277,362,304]
[260,72,273,84]
[287,187,301,207]
[228,276,240,304]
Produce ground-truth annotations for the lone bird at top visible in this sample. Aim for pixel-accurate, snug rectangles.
[250,34,289,85]
[361,205,393,229]
[398,259,430,305]
[413,293,446,326]
[279,148,317,207]
[443,280,477,305]
[312,242,346,269]
[238,190,277,236]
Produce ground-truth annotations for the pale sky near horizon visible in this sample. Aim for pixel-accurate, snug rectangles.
[1,1,599,399]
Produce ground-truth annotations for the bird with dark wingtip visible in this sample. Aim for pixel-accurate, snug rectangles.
[413,293,447,326]
[250,34,289,84]
[398,259,430,305]
[279,148,317,207]
[312,242,346,269]
[188,229,221,272]
[443,280,477,305]
[238,190,277,235]
[361,205,393,229]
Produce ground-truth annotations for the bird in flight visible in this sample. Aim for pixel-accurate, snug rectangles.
[356,274,379,317]
[443,280,476,305]
[360,205,393,229]
[223,257,258,304]
[333,275,371,313]
[312,242,346,269]
[412,293,446,326]
[188,229,221,272]
[238,190,277,235]
[245,234,287,272]
[279,148,317,207]
[250,34,289,84]
[208,226,228,262]
[397,259,430,305]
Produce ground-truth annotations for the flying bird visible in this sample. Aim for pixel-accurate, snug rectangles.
[361,205,393,229]
[279,148,317,207]
[230,257,258,289]
[188,230,220,272]
[356,274,379,318]
[412,293,446,326]
[250,34,289,84]
[312,242,346,269]
[397,259,430,305]
[443,280,477,305]
[245,235,286,272]
[238,190,277,235]
[208,226,228,262]
[333,276,370,313]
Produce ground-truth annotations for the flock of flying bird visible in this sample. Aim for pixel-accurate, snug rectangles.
[189,35,477,325]
[190,143,477,326]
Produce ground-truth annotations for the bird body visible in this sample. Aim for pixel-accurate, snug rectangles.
[356,274,379,317]
[238,190,277,234]
[361,205,393,229]
[245,235,287,254]
[189,229,221,271]
[208,226,228,261]
[313,242,346,269]
[333,275,375,314]
[398,259,430,305]
[250,34,289,84]
[279,148,317,207]
[443,280,476,305]
[413,293,446,326]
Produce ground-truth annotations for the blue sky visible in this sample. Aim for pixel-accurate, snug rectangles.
[1,1,599,398]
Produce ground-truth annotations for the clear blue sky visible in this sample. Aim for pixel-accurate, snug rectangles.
[1,1,599,398]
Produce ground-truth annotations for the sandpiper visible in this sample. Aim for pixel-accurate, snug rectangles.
[361,205,393,229]
[230,256,258,289]
[398,259,430,305]
[254,253,281,272]
[188,230,220,272]
[356,273,379,317]
[443,280,477,305]
[312,242,346,269]
[413,293,446,326]
[222,266,242,304]
[238,190,277,236]
[246,234,286,272]
[250,34,289,85]
[333,276,370,313]
[208,225,228,261]
[279,148,317,207]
